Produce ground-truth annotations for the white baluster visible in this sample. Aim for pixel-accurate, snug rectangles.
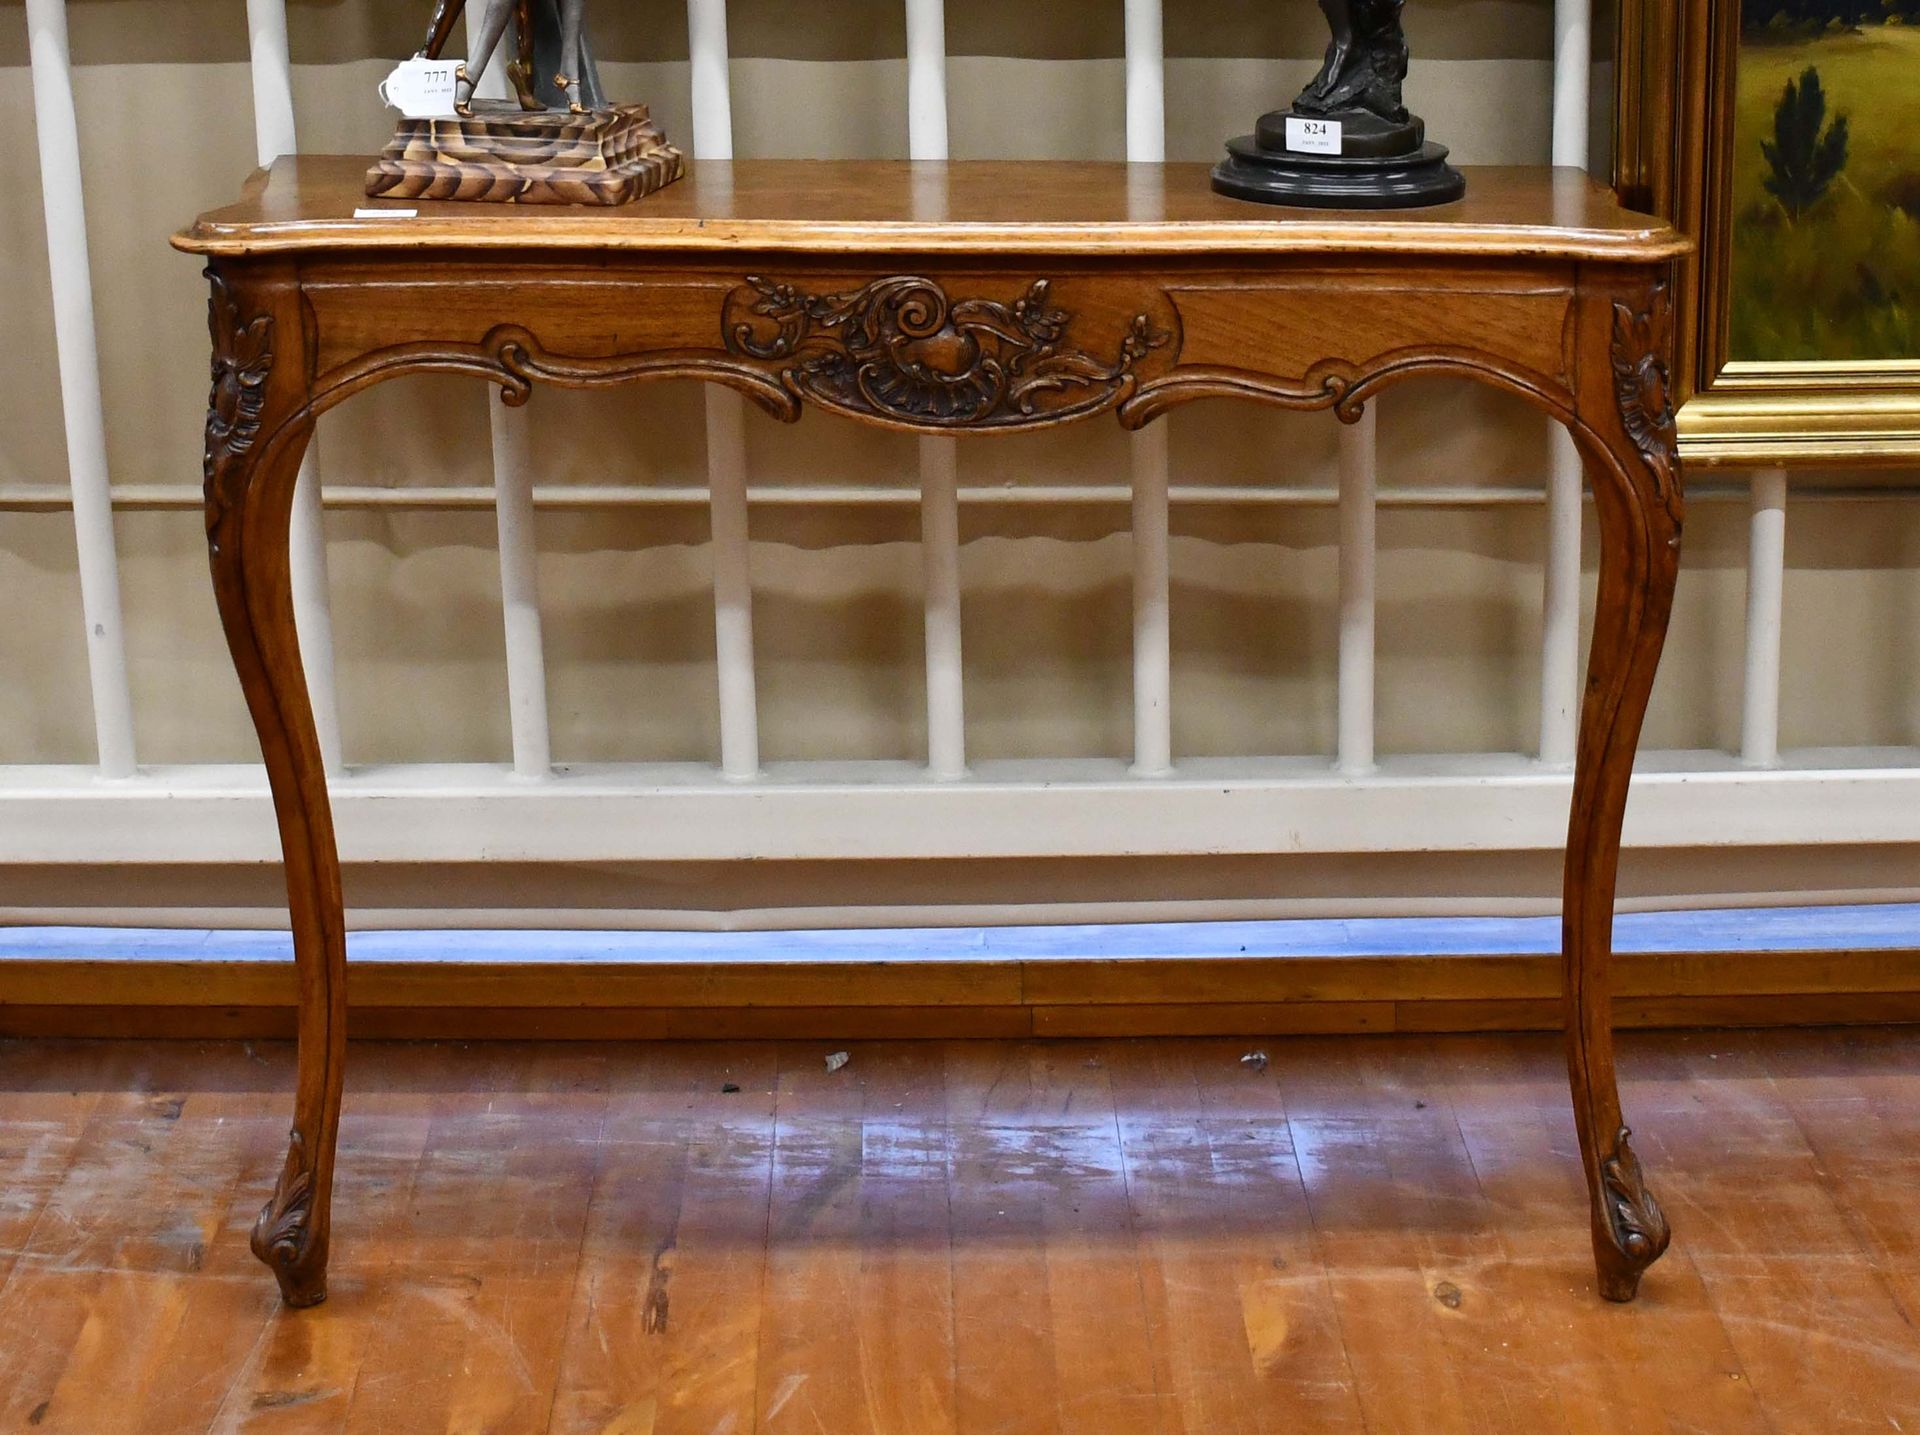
[26,0,136,777]
[686,0,734,153]
[1552,0,1592,165]
[491,395,552,777]
[1125,0,1172,777]
[458,3,553,778]
[686,0,761,778]
[706,389,759,779]
[1538,0,1592,768]
[1123,0,1165,165]
[246,0,344,774]
[920,437,966,779]
[1539,429,1582,768]
[905,0,965,778]
[1742,469,1788,767]
[1130,424,1173,777]
[905,0,949,160]
[243,0,297,159]
[1337,412,1377,775]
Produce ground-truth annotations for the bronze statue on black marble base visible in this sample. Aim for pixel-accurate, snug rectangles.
[1213,0,1465,210]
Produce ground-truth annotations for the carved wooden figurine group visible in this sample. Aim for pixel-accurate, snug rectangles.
[417,0,601,113]
[369,0,678,204]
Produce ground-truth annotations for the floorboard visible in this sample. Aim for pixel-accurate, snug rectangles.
[1,1029,1917,1433]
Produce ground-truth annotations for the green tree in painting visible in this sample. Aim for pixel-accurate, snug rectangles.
[1730,4,1920,359]
[1761,66,1849,217]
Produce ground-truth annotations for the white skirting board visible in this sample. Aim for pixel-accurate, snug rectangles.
[8,751,1920,866]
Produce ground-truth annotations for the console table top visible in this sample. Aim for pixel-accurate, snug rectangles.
[174,157,1686,263]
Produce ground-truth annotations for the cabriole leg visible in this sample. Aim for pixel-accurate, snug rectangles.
[1563,277,1683,1302]
[203,265,346,1308]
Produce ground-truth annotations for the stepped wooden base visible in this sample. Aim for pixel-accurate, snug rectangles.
[366,101,683,206]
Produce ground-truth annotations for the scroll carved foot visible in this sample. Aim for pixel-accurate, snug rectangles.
[1594,1127,1670,1302]
[250,1132,329,1308]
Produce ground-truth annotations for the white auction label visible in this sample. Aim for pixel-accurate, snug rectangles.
[379,57,460,119]
[1284,116,1343,155]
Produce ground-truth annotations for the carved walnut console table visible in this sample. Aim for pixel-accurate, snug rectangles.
[175,158,1688,1309]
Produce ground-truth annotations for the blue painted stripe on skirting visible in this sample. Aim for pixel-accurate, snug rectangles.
[0,903,1909,965]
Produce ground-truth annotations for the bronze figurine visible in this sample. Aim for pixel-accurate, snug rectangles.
[1297,0,1411,124]
[1212,0,1462,209]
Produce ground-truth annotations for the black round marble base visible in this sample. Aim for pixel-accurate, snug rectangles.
[1212,134,1466,211]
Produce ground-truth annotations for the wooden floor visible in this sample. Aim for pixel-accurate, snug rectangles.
[2,1030,1918,1433]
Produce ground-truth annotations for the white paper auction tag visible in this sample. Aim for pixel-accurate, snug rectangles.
[1284,116,1343,156]
[379,57,460,119]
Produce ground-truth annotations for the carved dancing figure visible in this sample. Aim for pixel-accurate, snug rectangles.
[417,0,605,115]
[1297,0,1411,124]
[370,0,679,204]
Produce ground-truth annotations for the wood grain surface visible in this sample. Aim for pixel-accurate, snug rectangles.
[2,1029,1918,1434]
[365,103,684,207]
[173,158,1688,261]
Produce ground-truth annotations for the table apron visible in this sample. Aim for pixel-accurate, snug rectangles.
[275,255,1594,437]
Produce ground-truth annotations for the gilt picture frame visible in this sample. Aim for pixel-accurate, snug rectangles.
[1616,0,1920,467]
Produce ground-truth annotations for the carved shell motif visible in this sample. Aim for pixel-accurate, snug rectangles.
[203,271,275,526]
[1608,282,1679,518]
[724,275,1168,431]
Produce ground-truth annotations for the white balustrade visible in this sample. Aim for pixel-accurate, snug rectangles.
[12,0,1915,914]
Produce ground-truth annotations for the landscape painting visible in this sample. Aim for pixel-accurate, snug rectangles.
[1730,1,1920,362]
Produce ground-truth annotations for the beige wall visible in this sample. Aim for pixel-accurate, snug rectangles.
[4,0,1919,922]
